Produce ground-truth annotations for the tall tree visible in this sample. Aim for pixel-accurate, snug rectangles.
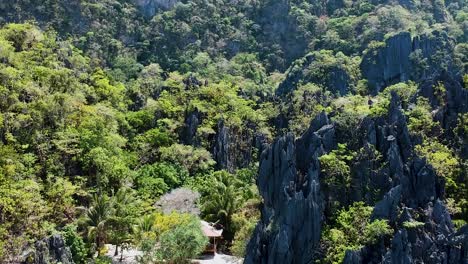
[108,188,138,259]
[201,171,244,240]
[84,194,114,255]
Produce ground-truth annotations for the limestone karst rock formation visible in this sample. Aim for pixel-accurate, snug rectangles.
[246,94,468,263]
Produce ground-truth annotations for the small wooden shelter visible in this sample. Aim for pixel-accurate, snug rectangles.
[200,221,223,253]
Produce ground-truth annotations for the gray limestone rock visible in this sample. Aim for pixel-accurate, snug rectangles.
[133,0,178,17]
[245,113,335,264]
[361,30,457,94]
[212,119,260,172]
[277,52,355,96]
[361,32,413,94]
[22,234,74,264]
[372,185,402,222]
[181,110,202,146]
[251,94,467,264]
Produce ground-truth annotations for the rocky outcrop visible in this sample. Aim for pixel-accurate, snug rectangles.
[248,94,467,263]
[277,52,356,96]
[245,112,335,264]
[344,93,413,206]
[361,32,412,95]
[419,72,468,143]
[21,234,74,264]
[181,110,202,146]
[254,0,309,70]
[179,75,267,172]
[349,200,468,264]
[132,0,178,17]
[342,94,467,263]
[361,30,457,94]
[212,120,267,172]
[213,120,232,171]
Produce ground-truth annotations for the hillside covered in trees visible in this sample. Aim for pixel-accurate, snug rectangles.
[0,0,467,263]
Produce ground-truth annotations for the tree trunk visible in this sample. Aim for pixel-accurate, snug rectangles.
[97,236,103,256]
[114,244,119,256]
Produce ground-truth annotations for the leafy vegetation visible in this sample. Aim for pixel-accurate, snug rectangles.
[319,143,356,214]
[402,221,425,229]
[0,0,466,262]
[321,202,392,264]
[137,213,207,264]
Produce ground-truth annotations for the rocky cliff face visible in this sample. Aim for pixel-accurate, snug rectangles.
[212,120,266,173]
[21,235,74,264]
[133,0,178,17]
[277,52,356,96]
[181,109,202,146]
[345,199,468,263]
[245,112,334,263]
[342,94,468,264]
[179,76,267,172]
[361,30,457,95]
[254,0,309,70]
[419,72,468,142]
[246,94,468,263]
[361,32,412,95]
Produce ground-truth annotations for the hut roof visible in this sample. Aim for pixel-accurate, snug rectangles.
[200,220,223,237]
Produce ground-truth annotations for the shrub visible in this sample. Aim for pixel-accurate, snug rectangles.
[363,219,393,244]
[321,202,392,264]
[94,256,112,264]
[453,219,467,230]
[382,82,417,108]
[407,97,441,138]
[416,140,460,192]
[138,213,207,264]
[402,221,425,229]
[63,225,88,264]
[319,144,355,191]
[231,219,257,257]
[156,217,208,263]
[231,197,261,257]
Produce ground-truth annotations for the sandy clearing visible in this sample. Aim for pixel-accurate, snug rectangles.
[104,244,242,264]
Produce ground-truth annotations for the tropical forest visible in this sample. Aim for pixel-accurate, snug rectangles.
[0,0,466,263]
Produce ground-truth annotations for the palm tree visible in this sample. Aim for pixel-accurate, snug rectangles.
[201,171,243,240]
[108,188,137,259]
[133,213,157,241]
[85,194,114,255]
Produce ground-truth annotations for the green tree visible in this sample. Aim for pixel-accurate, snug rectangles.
[0,178,49,262]
[133,214,157,245]
[135,162,188,201]
[287,83,330,135]
[231,198,260,257]
[407,97,441,138]
[159,144,215,175]
[319,144,356,212]
[137,213,207,264]
[63,225,88,264]
[201,171,244,240]
[321,202,392,263]
[45,177,78,225]
[83,194,114,255]
[416,140,460,193]
[108,188,139,259]
[156,216,207,264]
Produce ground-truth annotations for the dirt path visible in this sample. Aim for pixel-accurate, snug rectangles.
[193,253,243,264]
[105,244,141,264]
